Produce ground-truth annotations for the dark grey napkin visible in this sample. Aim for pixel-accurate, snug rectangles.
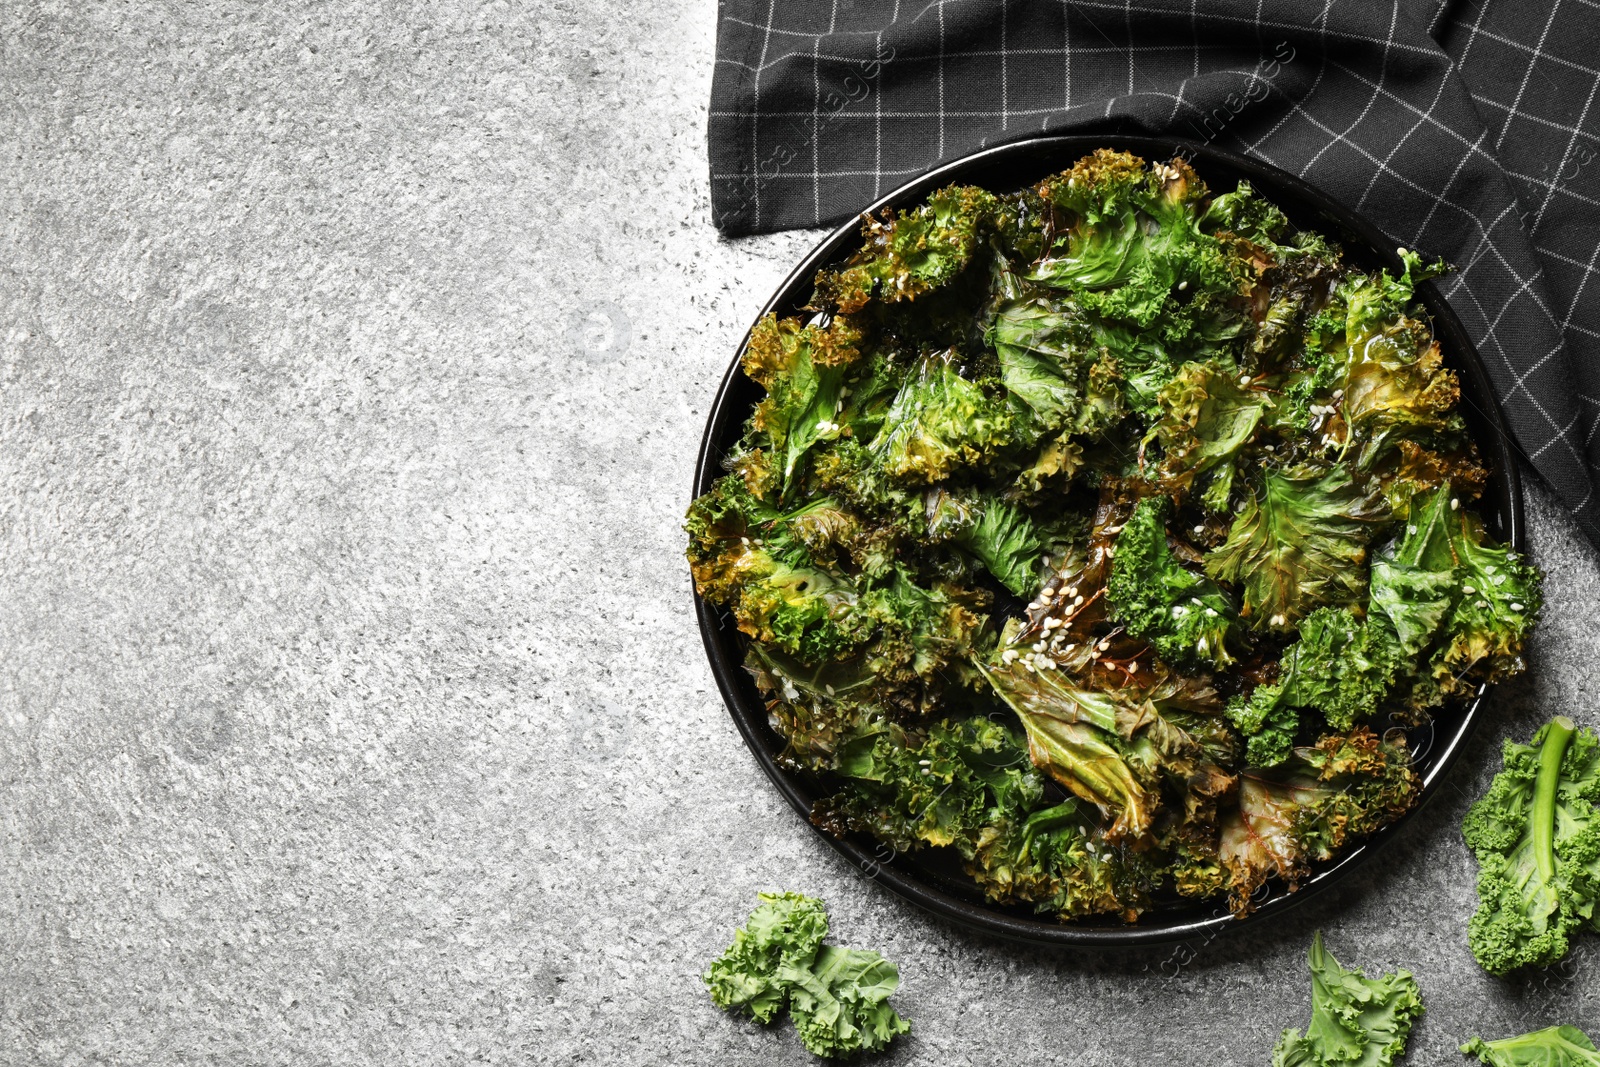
[708,0,1600,548]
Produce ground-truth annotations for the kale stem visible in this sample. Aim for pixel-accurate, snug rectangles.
[1532,715,1576,884]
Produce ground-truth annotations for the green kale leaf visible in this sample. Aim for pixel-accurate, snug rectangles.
[1225,607,1402,767]
[1147,360,1270,512]
[815,717,1148,920]
[781,945,912,1058]
[1030,151,1248,348]
[1205,465,1389,631]
[975,646,1159,842]
[1106,495,1240,670]
[1462,1026,1600,1067]
[1370,486,1542,709]
[704,891,830,1024]
[869,352,1017,483]
[966,800,1153,922]
[686,476,877,664]
[1272,930,1425,1067]
[816,717,1042,853]
[1463,716,1600,976]
[989,294,1096,431]
[742,313,859,494]
[705,892,911,1059]
[951,495,1045,599]
[814,184,1000,312]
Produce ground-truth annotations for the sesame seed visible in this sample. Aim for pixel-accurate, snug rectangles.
[1239,373,1251,386]
[1097,639,1112,651]
[1462,585,1476,595]
[1193,525,1205,536]
[1270,613,1287,627]
[1450,497,1460,511]
[1205,608,1218,618]
[1072,594,1085,607]
[1511,602,1525,612]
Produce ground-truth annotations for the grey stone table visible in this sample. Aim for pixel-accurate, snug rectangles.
[1,3,1596,1064]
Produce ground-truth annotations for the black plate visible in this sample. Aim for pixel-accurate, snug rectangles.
[691,134,1524,947]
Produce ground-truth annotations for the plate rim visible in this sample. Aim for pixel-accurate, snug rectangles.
[691,133,1525,948]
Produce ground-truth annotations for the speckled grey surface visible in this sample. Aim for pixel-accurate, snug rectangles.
[1,4,1597,1065]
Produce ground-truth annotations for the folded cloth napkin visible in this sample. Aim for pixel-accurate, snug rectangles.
[708,0,1600,548]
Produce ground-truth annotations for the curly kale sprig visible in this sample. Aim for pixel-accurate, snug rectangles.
[704,892,911,1059]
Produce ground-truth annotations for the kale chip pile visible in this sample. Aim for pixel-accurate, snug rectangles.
[686,150,1542,922]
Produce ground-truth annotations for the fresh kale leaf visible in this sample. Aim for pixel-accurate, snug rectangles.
[782,945,912,1058]
[704,892,911,1059]
[1272,930,1424,1067]
[1463,716,1600,976]
[1462,1026,1600,1067]
[705,891,830,1024]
